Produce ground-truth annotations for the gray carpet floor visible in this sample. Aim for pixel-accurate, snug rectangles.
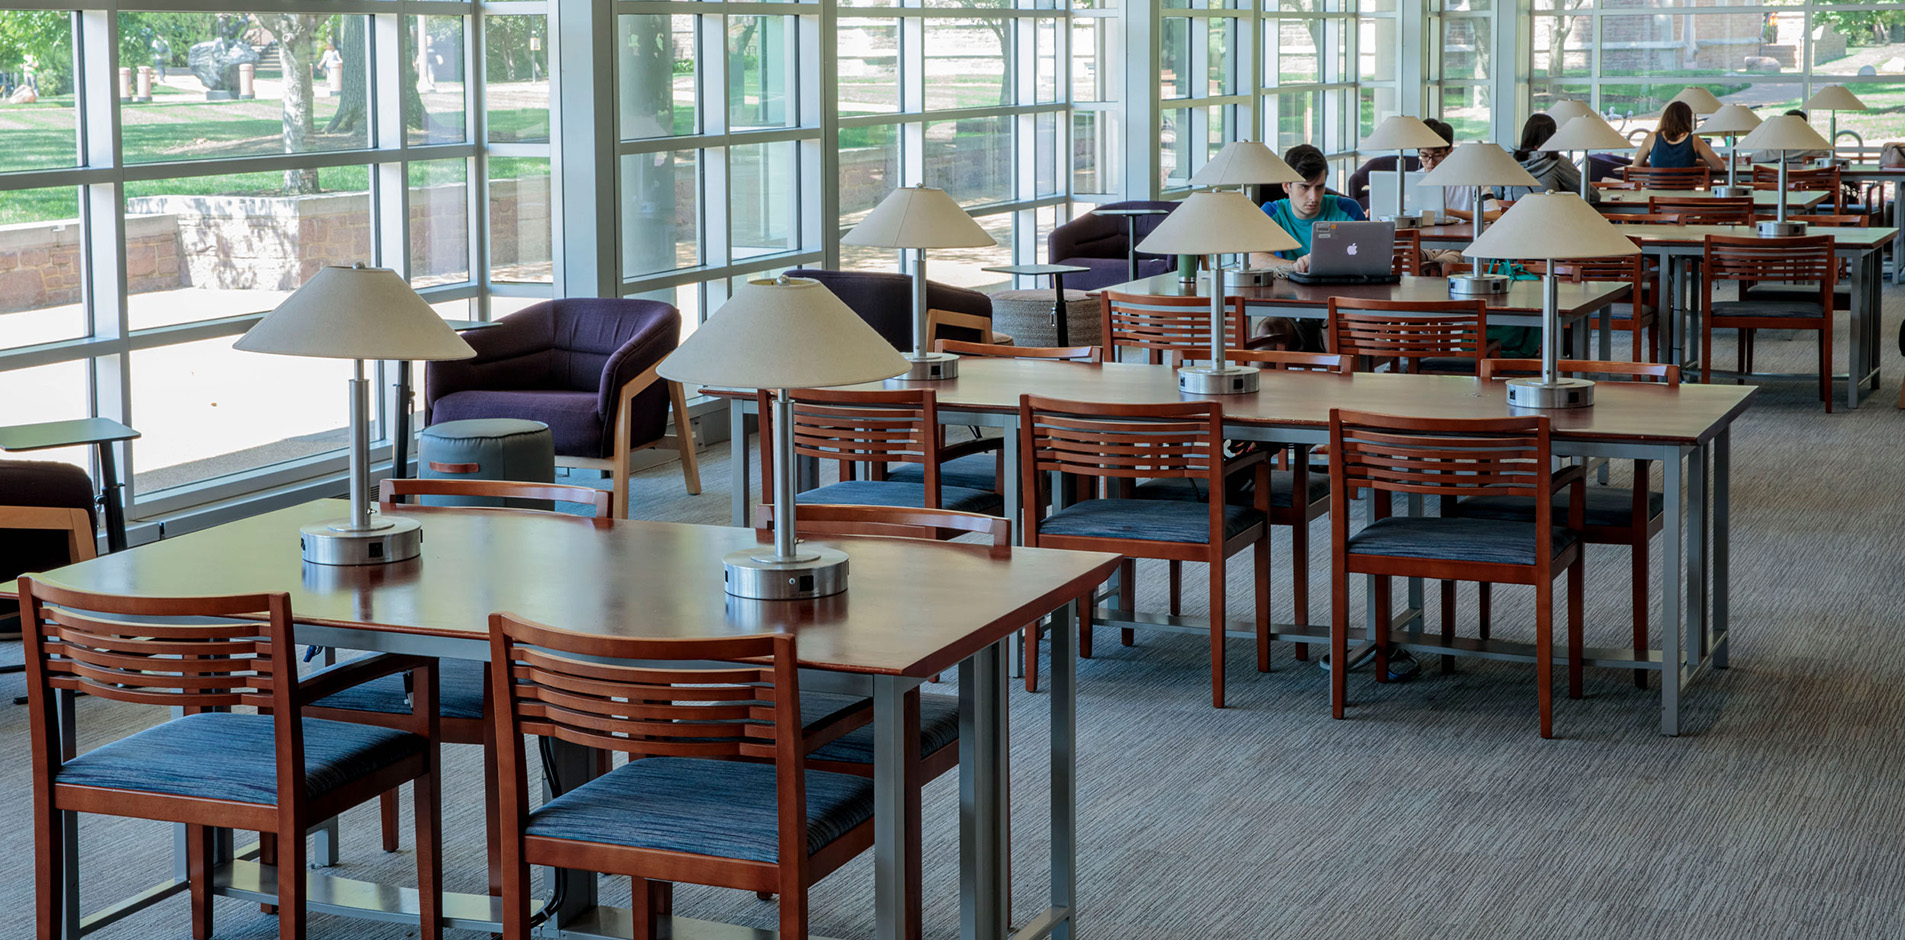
[5,282,1905,939]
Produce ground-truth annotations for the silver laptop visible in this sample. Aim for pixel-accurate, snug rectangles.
[1369,169,1453,223]
[1307,220,1396,277]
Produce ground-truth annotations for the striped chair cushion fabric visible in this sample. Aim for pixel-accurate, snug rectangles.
[312,656,489,721]
[1345,516,1579,565]
[1133,470,1327,509]
[1710,300,1824,319]
[884,453,999,492]
[54,711,424,805]
[1039,498,1263,544]
[525,757,875,863]
[800,691,960,765]
[794,480,1004,516]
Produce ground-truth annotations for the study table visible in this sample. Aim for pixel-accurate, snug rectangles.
[1594,188,1828,214]
[10,502,1120,940]
[1840,163,1905,283]
[724,358,1754,736]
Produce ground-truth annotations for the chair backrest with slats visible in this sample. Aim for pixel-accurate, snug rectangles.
[933,339,1102,363]
[1479,358,1679,385]
[757,387,944,501]
[1646,196,1752,225]
[1623,166,1711,190]
[379,478,612,517]
[1100,291,1248,364]
[1392,228,1423,276]
[1702,234,1835,291]
[1752,164,1842,212]
[1553,249,1646,302]
[1018,395,1225,545]
[491,614,798,764]
[1330,410,1551,503]
[1327,298,1488,373]
[20,578,287,715]
[1222,348,1352,373]
[757,503,1010,545]
[1613,212,1683,225]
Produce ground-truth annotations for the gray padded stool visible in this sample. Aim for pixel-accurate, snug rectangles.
[987,289,1101,348]
[417,418,555,509]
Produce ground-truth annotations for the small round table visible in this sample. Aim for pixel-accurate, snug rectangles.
[1091,207,1172,282]
[981,264,1093,345]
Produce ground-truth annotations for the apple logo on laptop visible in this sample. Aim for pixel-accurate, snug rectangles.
[1345,243,1358,256]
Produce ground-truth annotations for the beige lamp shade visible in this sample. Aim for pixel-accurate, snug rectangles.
[1545,100,1595,125]
[1419,143,1539,188]
[657,277,908,390]
[1135,190,1300,256]
[1191,140,1304,187]
[1463,193,1642,262]
[1696,104,1762,136]
[839,186,994,249]
[1360,115,1450,151]
[1540,114,1632,152]
[234,264,475,361]
[1668,87,1723,115]
[1804,85,1867,112]
[1736,115,1832,153]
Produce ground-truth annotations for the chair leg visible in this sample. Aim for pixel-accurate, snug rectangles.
[1737,328,1751,380]
[276,822,308,940]
[1331,568,1349,720]
[1439,580,1456,674]
[187,824,215,940]
[501,825,532,940]
[1255,535,1271,673]
[1568,557,1585,702]
[778,877,810,940]
[413,772,443,940]
[1821,327,1834,415]
[34,796,65,940]
[1631,539,1650,690]
[1209,556,1227,708]
[1701,319,1714,386]
[631,878,657,940]
[1023,621,1041,693]
[1078,601,1093,660]
[1118,558,1135,647]
[1478,582,1492,640]
[1536,574,1555,740]
[258,832,278,915]
[380,789,400,853]
[1167,560,1182,617]
[669,379,703,496]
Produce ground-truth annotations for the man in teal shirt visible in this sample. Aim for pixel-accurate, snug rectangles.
[1255,144,1368,272]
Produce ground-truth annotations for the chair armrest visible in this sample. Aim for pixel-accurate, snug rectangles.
[298,653,439,717]
[1548,464,1588,531]
[941,436,1004,461]
[1221,448,1269,477]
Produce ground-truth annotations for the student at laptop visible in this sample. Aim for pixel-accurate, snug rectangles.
[1254,144,1366,274]
[1499,113,1596,204]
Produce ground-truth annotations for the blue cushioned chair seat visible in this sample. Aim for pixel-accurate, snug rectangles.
[799,691,960,765]
[884,453,999,492]
[1133,470,1327,509]
[1415,357,1481,375]
[1039,498,1262,544]
[55,712,424,805]
[313,657,488,721]
[1711,300,1824,319]
[1742,285,1848,308]
[1346,516,1578,565]
[525,757,874,863]
[795,480,1003,516]
[1457,487,1664,529]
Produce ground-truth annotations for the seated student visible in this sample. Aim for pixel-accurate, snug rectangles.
[1422,119,1497,227]
[1750,109,1832,164]
[1499,113,1596,203]
[1632,100,1725,170]
[1251,144,1366,274]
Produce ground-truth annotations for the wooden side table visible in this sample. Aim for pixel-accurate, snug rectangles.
[980,263,1093,345]
[0,418,140,552]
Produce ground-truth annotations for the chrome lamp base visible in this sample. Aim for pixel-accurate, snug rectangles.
[1758,220,1807,237]
[1711,185,1753,199]
[1179,364,1261,395]
[1507,376,1595,409]
[300,516,423,565]
[1221,267,1279,288]
[1383,214,1423,230]
[724,547,849,600]
[1449,274,1510,296]
[901,353,959,381]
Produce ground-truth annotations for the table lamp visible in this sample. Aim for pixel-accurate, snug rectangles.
[1360,116,1451,229]
[1545,100,1595,126]
[234,263,475,565]
[1134,190,1299,394]
[1540,113,1633,199]
[1802,85,1867,160]
[1417,142,1538,264]
[1190,141,1304,287]
[1735,115,1833,236]
[1696,104,1762,198]
[1667,87,1722,116]
[1463,193,1640,409]
[840,185,994,381]
[658,276,907,599]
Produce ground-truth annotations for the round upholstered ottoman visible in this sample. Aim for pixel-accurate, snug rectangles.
[417,418,554,508]
[987,289,1101,348]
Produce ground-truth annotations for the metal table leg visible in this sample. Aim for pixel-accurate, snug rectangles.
[1713,428,1730,670]
[729,399,750,526]
[392,360,414,482]
[95,440,128,553]
[960,642,1009,940]
[1659,445,1685,736]
[1047,600,1079,940]
[1051,273,1071,347]
[873,674,917,940]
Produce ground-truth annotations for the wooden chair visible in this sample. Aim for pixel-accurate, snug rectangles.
[1466,359,1679,689]
[1392,228,1424,276]
[378,477,613,516]
[1019,395,1271,707]
[1327,297,1491,375]
[1100,291,1249,365]
[1700,234,1836,412]
[1611,212,1684,225]
[490,620,872,940]
[1326,410,1586,738]
[1620,165,1711,190]
[1646,195,1752,226]
[1551,248,1656,362]
[926,307,1007,345]
[934,338,1102,363]
[1752,164,1843,213]
[757,388,1005,517]
[20,579,443,940]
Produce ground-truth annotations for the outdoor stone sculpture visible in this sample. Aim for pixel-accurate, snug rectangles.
[188,15,258,99]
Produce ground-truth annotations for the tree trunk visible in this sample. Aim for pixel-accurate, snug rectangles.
[325,15,366,133]
[262,14,320,194]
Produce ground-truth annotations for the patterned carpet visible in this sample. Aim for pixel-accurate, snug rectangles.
[3,281,1903,939]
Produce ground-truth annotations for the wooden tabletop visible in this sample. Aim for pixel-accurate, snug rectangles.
[5,503,1122,679]
[1597,189,1827,210]
[0,417,140,452]
[868,357,1754,447]
[1610,223,1898,249]
[1101,273,1631,318]
[1840,164,1905,179]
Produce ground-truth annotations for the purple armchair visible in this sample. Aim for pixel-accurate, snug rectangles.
[424,298,700,517]
[786,269,995,351]
[1046,201,1178,291]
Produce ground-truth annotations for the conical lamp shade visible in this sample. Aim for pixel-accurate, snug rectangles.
[1419,143,1539,187]
[658,277,908,390]
[1545,100,1595,125]
[1804,85,1867,112]
[1668,87,1723,114]
[839,186,994,249]
[1360,115,1449,151]
[1135,191,1300,256]
[1191,140,1304,187]
[1696,104,1762,136]
[1736,115,1831,153]
[1540,114,1632,152]
[1463,193,1641,261]
[234,264,475,361]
